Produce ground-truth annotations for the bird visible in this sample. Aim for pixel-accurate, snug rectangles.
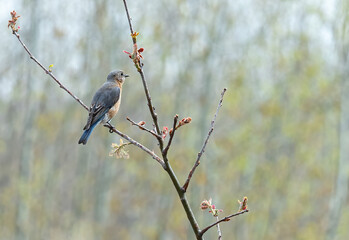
[78,70,129,145]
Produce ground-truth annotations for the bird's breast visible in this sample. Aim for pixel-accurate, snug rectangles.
[108,100,121,120]
[107,91,122,121]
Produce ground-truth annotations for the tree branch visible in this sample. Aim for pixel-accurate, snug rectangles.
[122,0,163,150]
[11,5,245,239]
[126,117,162,140]
[162,114,179,156]
[162,155,201,237]
[182,88,227,192]
[10,28,165,169]
[199,210,249,237]
[122,0,136,45]
[216,216,222,240]
[122,2,202,238]
[139,69,162,140]
[104,123,165,168]
[12,31,89,111]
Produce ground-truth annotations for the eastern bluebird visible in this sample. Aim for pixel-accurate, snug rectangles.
[78,70,129,145]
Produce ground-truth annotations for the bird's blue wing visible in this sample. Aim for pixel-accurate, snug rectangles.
[83,84,120,130]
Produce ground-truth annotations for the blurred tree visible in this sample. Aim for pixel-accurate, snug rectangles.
[2,0,349,239]
[327,1,349,239]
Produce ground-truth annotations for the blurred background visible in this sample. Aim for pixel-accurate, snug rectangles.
[1,0,348,239]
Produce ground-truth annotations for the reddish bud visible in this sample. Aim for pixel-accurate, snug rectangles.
[184,117,192,124]
[8,10,21,32]
[175,116,192,130]
[201,198,223,217]
[162,127,169,139]
[138,48,144,52]
[138,121,146,126]
[238,196,248,212]
[200,199,211,210]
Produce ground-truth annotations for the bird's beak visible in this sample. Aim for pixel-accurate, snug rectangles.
[125,74,130,78]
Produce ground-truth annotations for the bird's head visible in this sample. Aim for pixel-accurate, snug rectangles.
[107,70,129,84]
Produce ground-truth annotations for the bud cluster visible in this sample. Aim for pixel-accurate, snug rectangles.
[200,198,223,217]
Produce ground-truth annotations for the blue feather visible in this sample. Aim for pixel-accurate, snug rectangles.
[78,119,101,145]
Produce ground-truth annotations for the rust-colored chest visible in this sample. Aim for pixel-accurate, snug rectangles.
[107,88,122,121]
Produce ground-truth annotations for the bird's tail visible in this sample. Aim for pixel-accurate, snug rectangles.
[78,122,98,145]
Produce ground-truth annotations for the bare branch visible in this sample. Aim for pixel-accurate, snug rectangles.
[182,88,227,192]
[12,31,89,111]
[199,210,249,237]
[104,123,165,168]
[162,160,201,237]
[12,6,243,240]
[139,69,162,140]
[162,114,179,157]
[126,117,162,140]
[216,216,222,240]
[122,2,202,238]
[11,27,165,169]
[122,0,136,44]
[122,0,163,150]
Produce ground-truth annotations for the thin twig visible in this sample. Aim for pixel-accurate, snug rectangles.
[11,29,165,169]
[162,114,179,157]
[182,88,227,192]
[122,0,136,44]
[11,9,242,240]
[199,210,249,237]
[104,123,165,168]
[138,69,162,142]
[122,0,163,149]
[12,31,89,111]
[126,117,162,140]
[216,216,222,240]
[121,2,202,238]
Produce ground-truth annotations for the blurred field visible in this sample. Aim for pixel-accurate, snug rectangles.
[1,0,349,239]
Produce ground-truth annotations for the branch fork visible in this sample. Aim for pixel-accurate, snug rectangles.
[10,4,247,239]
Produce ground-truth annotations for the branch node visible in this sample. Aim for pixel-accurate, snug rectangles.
[127,117,162,140]
[162,114,179,156]
[10,11,166,169]
[200,209,249,237]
